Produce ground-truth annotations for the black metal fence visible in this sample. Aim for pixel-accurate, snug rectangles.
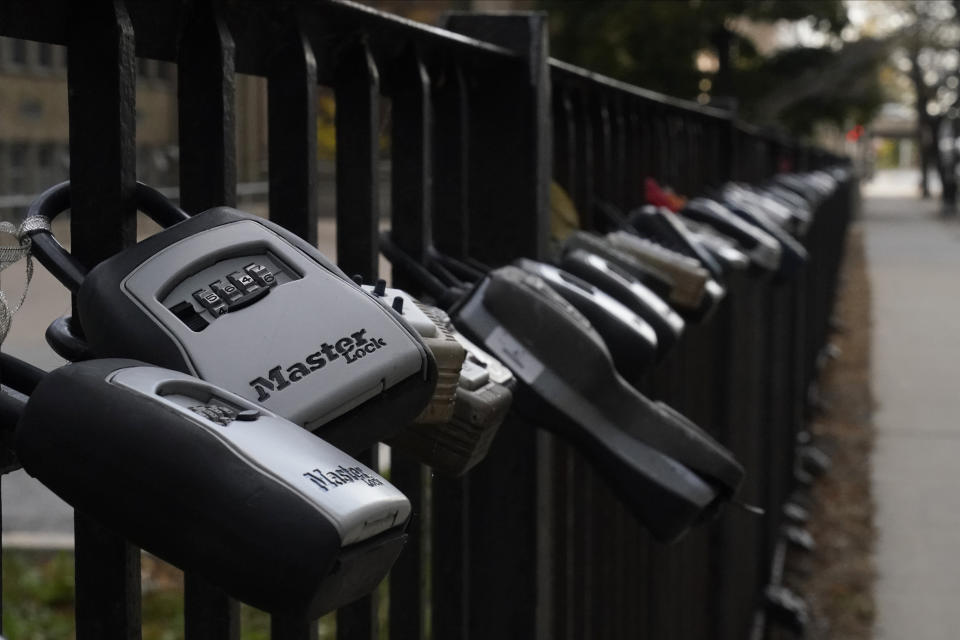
[0,1,854,639]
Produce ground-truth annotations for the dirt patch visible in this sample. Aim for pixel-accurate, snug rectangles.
[786,222,876,638]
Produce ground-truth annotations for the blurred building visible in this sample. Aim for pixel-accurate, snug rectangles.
[0,38,173,195]
[0,36,269,209]
[0,2,528,212]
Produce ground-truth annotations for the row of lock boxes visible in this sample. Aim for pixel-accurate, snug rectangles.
[3,166,846,620]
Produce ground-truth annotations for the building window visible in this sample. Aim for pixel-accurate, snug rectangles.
[138,58,154,79]
[36,144,53,189]
[157,62,173,81]
[37,145,52,169]
[37,43,52,68]
[9,144,27,193]
[10,39,27,66]
[19,98,44,119]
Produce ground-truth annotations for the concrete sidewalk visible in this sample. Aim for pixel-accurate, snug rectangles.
[865,189,960,639]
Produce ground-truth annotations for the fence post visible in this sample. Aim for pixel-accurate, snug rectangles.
[440,11,552,639]
[267,21,318,244]
[386,44,433,640]
[177,1,241,637]
[332,38,383,640]
[334,38,381,284]
[431,60,472,640]
[67,1,141,637]
[442,12,551,263]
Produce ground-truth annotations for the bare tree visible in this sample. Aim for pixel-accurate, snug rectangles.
[896,0,960,211]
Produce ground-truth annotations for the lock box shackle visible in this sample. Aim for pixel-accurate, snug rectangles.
[24,180,190,294]
[0,352,44,439]
[23,181,439,455]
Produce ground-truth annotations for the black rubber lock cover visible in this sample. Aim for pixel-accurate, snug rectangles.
[718,196,808,281]
[451,267,744,542]
[564,232,676,300]
[15,359,411,618]
[73,207,438,454]
[628,205,725,279]
[680,198,782,274]
[514,258,659,383]
[559,249,684,359]
[562,232,720,323]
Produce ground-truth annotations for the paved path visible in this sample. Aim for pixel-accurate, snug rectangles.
[865,174,960,639]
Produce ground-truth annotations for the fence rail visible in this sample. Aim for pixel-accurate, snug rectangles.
[0,1,853,639]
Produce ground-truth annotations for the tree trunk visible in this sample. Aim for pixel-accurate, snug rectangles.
[910,47,933,199]
[918,125,932,198]
[939,117,958,216]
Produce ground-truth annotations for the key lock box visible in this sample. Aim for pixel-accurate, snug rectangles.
[603,231,727,310]
[720,184,807,238]
[681,198,784,276]
[13,358,411,617]
[773,172,829,207]
[513,259,660,383]
[361,282,514,476]
[25,182,438,454]
[563,231,722,322]
[629,204,752,277]
[675,218,753,273]
[380,229,684,364]
[763,184,813,234]
[377,234,743,540]
[449,266,744,542]
[558,248,685,359]
[714,189,809,281]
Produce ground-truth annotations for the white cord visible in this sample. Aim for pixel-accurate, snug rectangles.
[0,215,50,347]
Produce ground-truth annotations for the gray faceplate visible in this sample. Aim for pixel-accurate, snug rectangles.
[580,252,685,334]
[109,366,411,545]
[607,232,707,274]
[161,252,297,324]
[362,283,516,400]
[455,282,547,386]
[447,326,515,387]
[689,199,782,270]
[523,261,659,348]
[121,220,427,429]
[361,285,438,337]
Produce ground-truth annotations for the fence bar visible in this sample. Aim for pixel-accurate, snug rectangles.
[609,94,628,212]
[590,92,612,218]
[332,40,383,640]
[432,63,470,258]
[431,474,470,640]
[441,13,550,638]
[0,485,3,632]
[625,99,642,208]
[67,0,137,268]
[270,616,317,640]
[267,22,318,244]
[431,61,472,640]
[178,0,237,212]
[67,2,141,636]
[177,2,240,636]
[443,12,551,264]
[570,89,594,226]
[388,45,433,282]
[334,38,381,282]
[572,449,594,639]
[387,44,433,640]
[548,85,579,639]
